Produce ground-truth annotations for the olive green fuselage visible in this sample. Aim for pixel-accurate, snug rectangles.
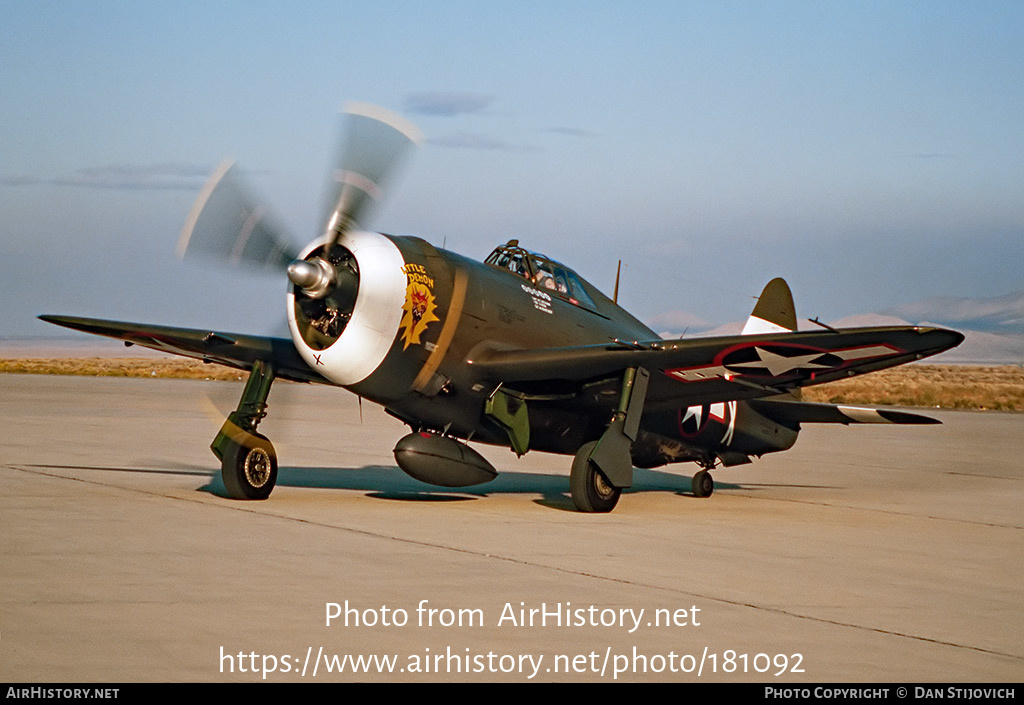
[347,237,646,449]
[341,235,790,466]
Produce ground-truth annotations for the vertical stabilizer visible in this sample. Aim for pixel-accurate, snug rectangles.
[742,277,797,335]
[742,277,801,400]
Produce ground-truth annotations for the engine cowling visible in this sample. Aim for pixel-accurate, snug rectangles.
[287,230,407,386]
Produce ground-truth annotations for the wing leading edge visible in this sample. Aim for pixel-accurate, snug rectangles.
[38,315,326,384]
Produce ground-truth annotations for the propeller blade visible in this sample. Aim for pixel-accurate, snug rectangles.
[320,103,421,245]
[178,161,299,269]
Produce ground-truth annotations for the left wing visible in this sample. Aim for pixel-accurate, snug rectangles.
[38,315,327,384]
[470,325,963,410]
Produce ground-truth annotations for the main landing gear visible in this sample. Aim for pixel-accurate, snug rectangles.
[210,360,278,500]
[569,366,649,513]
[570,441,620,513]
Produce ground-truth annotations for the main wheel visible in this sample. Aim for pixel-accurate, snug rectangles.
[691,469,714,498]
[570,441,621,513]
[222,432,278,500]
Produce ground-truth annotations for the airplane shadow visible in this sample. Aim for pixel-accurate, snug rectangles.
[24,463,838,512]
[198,464,765,511]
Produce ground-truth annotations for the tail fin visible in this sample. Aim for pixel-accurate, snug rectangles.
[742,277,796,335]
[742,277,800,399]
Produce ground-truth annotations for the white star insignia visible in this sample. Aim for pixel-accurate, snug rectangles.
[728,347,831,377]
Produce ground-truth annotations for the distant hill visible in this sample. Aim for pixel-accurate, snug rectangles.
[881,291,1024,336]
[829,314,1024,365]
[832,290,1024,365]
[665,291,1024,365]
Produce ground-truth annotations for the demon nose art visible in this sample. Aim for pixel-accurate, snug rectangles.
[400,262,440,350]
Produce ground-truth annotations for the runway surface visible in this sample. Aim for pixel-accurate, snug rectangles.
[2,374,1021,682]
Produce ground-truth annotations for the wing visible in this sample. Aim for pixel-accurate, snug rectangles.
[469,325,964,411]
[38,315,327,384]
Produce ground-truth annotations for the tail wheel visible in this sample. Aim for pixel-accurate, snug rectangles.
[692,469,714,498]
[570,441,621,513]
[222,432,278,500]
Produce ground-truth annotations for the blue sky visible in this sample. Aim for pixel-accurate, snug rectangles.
[2,1,1022,339]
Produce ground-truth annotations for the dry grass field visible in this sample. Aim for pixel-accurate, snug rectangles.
[2,358,1021,411]
[0,357,245,381]
[801,364,1024,411]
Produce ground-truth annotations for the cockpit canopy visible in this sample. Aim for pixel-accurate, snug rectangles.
[484,240,597,309]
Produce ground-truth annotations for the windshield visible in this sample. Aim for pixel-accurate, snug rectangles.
[485,241,596,309]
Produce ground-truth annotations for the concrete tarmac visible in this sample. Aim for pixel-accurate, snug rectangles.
[1,374,1021,682]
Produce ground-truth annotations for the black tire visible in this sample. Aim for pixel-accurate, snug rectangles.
[222,432,278,500]
[570,441,621,513]
[692,469,714,498]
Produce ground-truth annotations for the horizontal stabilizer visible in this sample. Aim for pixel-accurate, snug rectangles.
[749,398,941,426]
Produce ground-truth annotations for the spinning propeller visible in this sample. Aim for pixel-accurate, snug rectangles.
[178,102,422,305]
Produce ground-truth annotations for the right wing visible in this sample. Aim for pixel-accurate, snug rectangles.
[38,315,327,384]
[470,325,964,411]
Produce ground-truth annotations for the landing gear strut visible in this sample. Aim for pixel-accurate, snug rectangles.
[211,360,278,500]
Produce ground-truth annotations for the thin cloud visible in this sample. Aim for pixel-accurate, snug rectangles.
[907,152,957,160]
[404,92,494,117]
[544,126,599,138]
[427,131,539,153]
[0,163,211,191]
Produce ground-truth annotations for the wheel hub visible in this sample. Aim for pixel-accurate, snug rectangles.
[593,470,615,500]
[244,447,272,488]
